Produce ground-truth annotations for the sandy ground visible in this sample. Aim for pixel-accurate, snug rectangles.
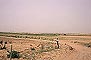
[60,40,91,60]
[0,36,91,60]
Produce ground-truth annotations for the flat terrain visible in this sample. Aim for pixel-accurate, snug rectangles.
[0,36,91,60]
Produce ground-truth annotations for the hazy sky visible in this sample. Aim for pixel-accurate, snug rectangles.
[0,0,91,33]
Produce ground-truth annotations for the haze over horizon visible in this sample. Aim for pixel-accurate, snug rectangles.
[0,0,91,33]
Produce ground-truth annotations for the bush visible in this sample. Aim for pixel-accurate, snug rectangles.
[7,51,20,58]
[84,43,91,48]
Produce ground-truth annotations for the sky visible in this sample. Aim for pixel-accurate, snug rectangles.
[0,0,91,33]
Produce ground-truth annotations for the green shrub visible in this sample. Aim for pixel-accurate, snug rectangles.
[7,51,20,58]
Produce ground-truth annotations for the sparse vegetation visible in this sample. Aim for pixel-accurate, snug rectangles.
[7,50,20,58]
[80,42,91,48]
[0,32,60,41]
[0,32,91,60]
